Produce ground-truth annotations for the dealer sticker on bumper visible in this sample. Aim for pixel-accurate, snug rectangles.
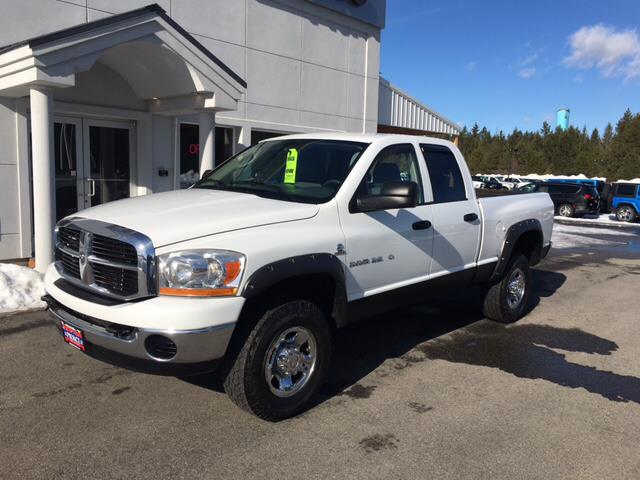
[61,322,85,352]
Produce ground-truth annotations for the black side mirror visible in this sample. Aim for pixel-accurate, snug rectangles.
[356,181,419,212]
[201,169,213,179]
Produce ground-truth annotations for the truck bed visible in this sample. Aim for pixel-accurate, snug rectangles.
[476,191,554,266]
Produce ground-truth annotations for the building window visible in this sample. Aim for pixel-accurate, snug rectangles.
[179,123,234,188]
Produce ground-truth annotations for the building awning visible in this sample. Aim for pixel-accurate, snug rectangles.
[0,3,245,112]
[377,77,460,136]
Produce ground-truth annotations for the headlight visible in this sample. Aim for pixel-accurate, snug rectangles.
[158,250,245,297]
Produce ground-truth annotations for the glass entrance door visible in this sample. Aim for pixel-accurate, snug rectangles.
[54,118,83,221]
[53,117,134,221]
[83,120,134,208]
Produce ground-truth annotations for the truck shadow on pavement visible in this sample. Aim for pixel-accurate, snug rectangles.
[186,268,640,409]
[316,268,640,407]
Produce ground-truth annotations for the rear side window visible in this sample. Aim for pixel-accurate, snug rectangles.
[616,183,638,197]
[550,184,580,194]
[420,144,466,203]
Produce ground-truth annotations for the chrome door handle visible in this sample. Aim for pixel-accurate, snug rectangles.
[87,178,95,197]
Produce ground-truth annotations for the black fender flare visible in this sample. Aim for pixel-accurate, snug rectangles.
[490,218,543,282]
[241,253,348,327]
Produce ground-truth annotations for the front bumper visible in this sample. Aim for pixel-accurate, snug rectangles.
[44,295,235,375]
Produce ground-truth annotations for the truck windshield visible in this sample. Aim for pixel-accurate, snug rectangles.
[194,139,369,203]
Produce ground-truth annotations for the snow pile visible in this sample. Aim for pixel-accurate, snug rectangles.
[0,264,46,315]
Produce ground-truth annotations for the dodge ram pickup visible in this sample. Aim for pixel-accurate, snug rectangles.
[44,133,554,420]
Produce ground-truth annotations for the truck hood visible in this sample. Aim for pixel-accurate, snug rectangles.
[75,189,319,247]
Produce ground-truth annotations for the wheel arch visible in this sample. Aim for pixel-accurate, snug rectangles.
[490,219,543,282]
[239,253,348,330]
[615,202,639,213]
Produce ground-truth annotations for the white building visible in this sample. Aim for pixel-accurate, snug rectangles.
[0,0,459,269]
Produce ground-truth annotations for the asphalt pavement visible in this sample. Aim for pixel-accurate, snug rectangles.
[1,223,639,479]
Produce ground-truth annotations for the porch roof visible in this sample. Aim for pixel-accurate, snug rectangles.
[0,3,245,111]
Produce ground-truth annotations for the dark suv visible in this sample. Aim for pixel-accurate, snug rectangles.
[519,182,600,217]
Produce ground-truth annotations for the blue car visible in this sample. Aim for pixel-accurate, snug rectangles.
[612,183,640,222]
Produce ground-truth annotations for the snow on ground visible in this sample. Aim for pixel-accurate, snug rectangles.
[0,264,46,316]
[554,213,639,228]
[552,223,636,249]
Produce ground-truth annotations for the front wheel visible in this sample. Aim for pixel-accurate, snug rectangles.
[483,254,531,323]
[223,300,332,421]
[616,205,636,223]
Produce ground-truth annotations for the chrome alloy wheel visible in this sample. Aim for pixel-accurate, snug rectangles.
[264,327,317,398]
[559,205,572,217]
[618,207,633,222]
[506,268,526,309]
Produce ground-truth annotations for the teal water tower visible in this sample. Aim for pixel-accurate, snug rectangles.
[556,109,570,131]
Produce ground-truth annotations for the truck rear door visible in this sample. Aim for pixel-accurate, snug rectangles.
[418,143,482,277]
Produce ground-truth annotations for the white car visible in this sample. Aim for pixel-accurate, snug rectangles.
[502,177,530,190]
[44,133,554,420]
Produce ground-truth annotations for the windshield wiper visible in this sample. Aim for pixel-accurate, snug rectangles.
[229,180,296,200]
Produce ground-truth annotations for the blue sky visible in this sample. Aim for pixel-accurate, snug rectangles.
[380,0,640,134]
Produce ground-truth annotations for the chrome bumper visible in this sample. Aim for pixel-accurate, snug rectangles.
[44,295,235,373]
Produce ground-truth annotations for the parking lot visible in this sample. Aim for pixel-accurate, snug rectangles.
[1,222,639,480]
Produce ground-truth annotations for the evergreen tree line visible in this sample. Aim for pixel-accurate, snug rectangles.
[457,109,640,181]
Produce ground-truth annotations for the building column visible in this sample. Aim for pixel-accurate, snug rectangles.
[198,110,215,176]
[29,87,55,272]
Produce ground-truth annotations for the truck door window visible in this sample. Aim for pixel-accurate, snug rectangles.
[420,144,466,203]
[357,144,424,203]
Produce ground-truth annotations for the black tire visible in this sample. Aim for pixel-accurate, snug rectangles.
[223,300,331,421]
[557,203,575,217]
[483,254,531,323]
[616,205,636,223]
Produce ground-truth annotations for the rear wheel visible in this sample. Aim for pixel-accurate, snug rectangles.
[223,299,331,421]
[483,254,531,323]
[558,204,575,217]
[616,205,636,223]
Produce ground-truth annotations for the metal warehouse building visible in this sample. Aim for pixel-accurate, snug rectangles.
[0,0,459,269]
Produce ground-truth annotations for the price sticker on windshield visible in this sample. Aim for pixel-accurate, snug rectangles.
[284,148,298,184]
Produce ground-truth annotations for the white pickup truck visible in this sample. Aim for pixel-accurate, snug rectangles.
[44,133,554,420]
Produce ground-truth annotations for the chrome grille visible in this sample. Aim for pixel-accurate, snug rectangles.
[54,218,156,301]
[59,249,81,279]
[91,234,138,266]
[58,226,81,251]
[92,262,138,296]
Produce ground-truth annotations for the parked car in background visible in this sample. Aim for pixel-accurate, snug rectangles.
[472,175,486,189]
[611,182,640,222]
[478,176,508,190]
[502,177,529,190]
[552,178,610,212]
[519,181,600,217]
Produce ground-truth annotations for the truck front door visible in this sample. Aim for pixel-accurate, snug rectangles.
[338,143,434,300]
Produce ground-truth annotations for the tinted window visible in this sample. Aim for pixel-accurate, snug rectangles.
[616,183,638,197]
[520,183,539,193]
[420,144,466,203]
[358,144,424,203]
[548,184,579,194]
